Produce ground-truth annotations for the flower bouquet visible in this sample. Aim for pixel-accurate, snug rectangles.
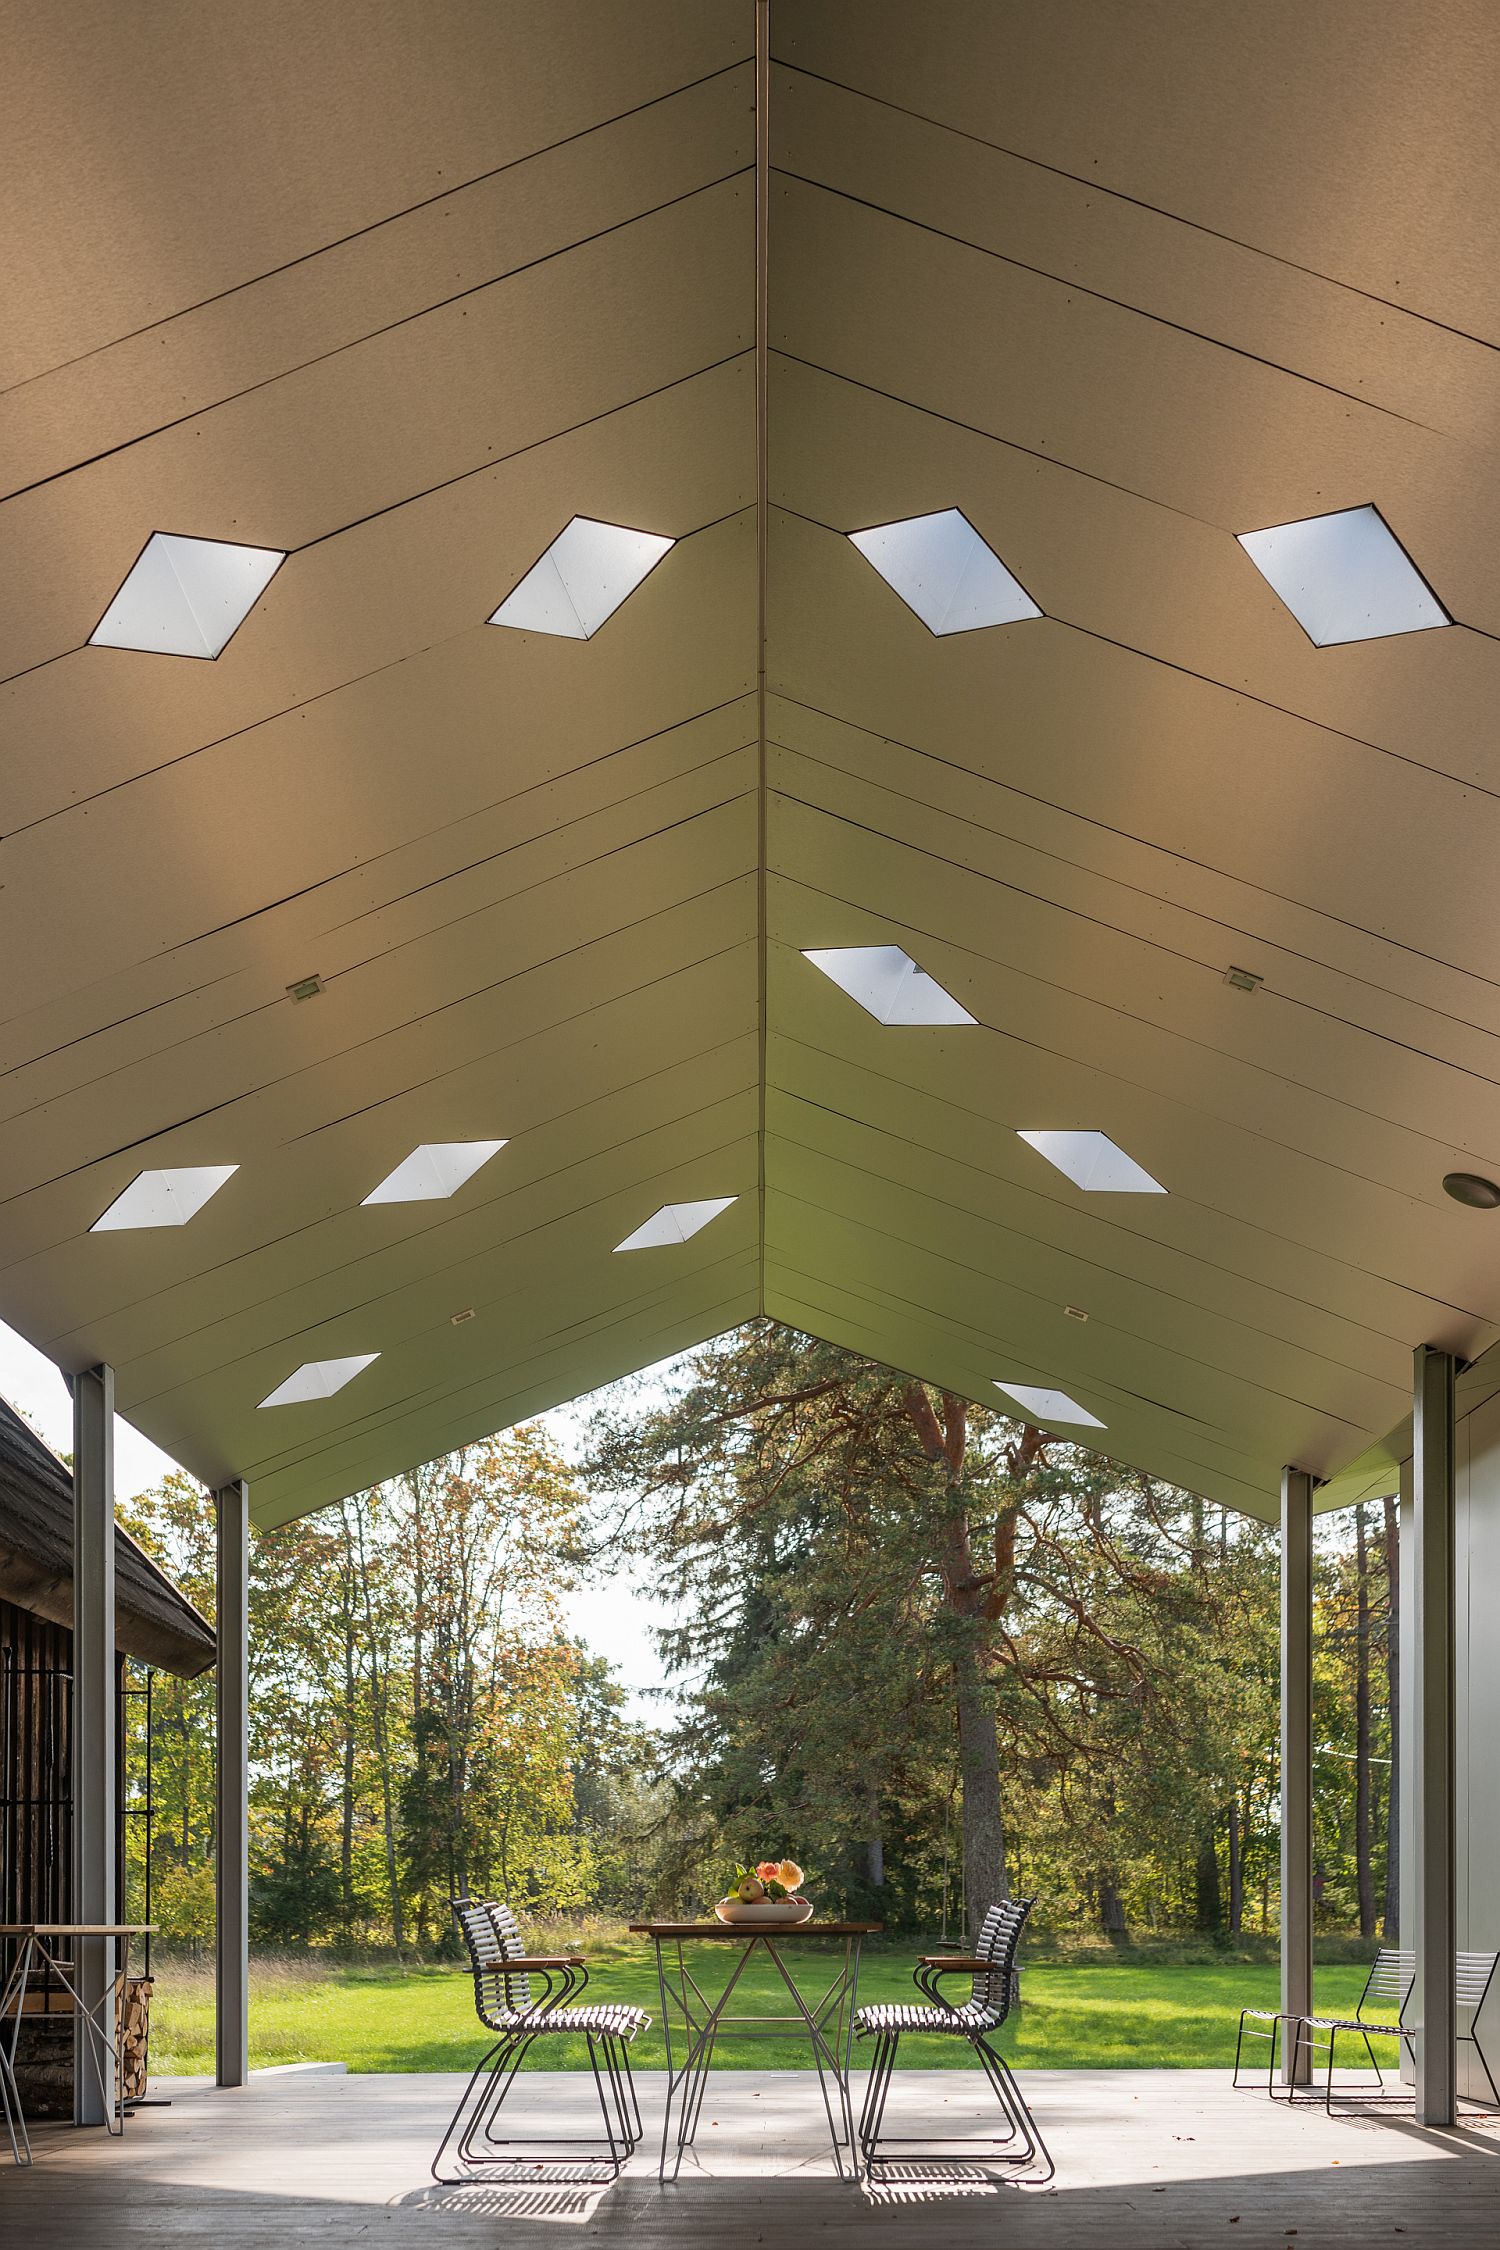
[713,1857,814,1926]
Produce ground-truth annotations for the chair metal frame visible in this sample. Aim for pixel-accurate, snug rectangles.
[432,1896,649,2185]
[853,1897,1054,2185]
[1235,1947,1500,2114]
[1233,1947,1414,2101]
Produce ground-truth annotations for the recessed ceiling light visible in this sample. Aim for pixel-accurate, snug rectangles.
[450,1308,476,1326]
[90,1165,239,1232]
[258,1355,379,1409]
[994,1381,1105,1429]
[1443,1171,1500,1210]
[1236,505,1448,647]
[488,517,674,639]
[847,508,1042,635]
[1063,1304,1090,1323]
[362,1141,507,1205]
[287,974,324,1002]
[1224,966,1263,994]
[803,945,976,1026]
[90,532,286,659]
[614,1198,737,1252]
[1018,1131,1165,1194]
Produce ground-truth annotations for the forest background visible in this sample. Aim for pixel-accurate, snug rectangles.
[121,1321,1398,1960]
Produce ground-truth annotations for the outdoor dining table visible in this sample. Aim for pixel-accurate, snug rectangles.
[0,1922,156,2165]
[630,1919,881,2181]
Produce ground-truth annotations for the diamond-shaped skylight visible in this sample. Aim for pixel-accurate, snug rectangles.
[1017,1131,1165,1194]
[488,517,674,639]
[362,1141,507,1205]
[994,1382,1105,1429]
[613,1198,737,1252]
[848,509,1041,635]
[90,533,286,658]
[803,946,976,1026]
[90,1165,239,1232]
[1236,505,1448,646]
[258,1355,380,1409]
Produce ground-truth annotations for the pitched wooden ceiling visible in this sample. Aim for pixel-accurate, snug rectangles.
[3,1,1498,1526]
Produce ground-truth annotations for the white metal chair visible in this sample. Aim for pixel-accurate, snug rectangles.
[1234,1946,1414,2099]
[432,1897,649,2184]
[854,1896,1053,2183]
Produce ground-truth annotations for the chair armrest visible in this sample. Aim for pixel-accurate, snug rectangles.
[503,1955,586,1969]
[918,1956,987,1972]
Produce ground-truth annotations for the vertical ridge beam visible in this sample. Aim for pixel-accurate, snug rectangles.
[215,1479,250,2089]
[72,1364,116,2126]
[1280,1465,1314,2083]
[1413,1345,1456,2126]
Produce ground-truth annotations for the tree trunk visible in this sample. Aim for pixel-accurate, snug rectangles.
[341,1573,356,1934]
[1354,1502,1376,1938]
[1098,1874,1128,1941]
[1195,1827,1224,1935]
[955,1646,1008,1939]
[1227,1798,1243,1937]
[867,1836,885,1889]
[1383,1492,1400,1939]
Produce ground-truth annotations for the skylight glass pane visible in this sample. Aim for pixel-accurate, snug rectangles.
[848,509,1041,635]
[613,1197,737,1252]
[90,1165,239,1231]
[803,946,976,1026]
[1236,505,1448,646]
[90,533,285,658]
[1017,1131,1165,1194]
[488,517,674,639]
[258,1355,380,1409]
[994,1382,1105,1429]
[362,1140,507,1205]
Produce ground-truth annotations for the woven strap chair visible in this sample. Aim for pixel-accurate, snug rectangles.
[1280,1947,1498,2112]
[1235,1947,1416,2100]
[853,1897,1053,2184]
[432,1896,650,2184]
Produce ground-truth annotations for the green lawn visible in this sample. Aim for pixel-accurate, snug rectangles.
[148,1937,1396,2077]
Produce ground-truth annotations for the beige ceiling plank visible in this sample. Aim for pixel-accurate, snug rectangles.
[2,66,755,497]
[2,0,750,384]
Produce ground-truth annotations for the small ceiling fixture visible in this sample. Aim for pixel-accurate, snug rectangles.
[488,517,674,639]
[1018,1130,1165,1195]
[450,1308,476,1326]
[1236,504,1449,647]
[91,532,286,659]
[287,974,324,1002]
[994,1381,1106,1429]
[803,945,976,1026]
[848,508,1041,635]
[91,1165,239,1232]
[1063,1304,1090,1323]
[362,1141,507,1205]
[258,1355,379,1408]
[1442,1171,1500,1210]
[1224,966,1263,994]
[614,1198,737,1252]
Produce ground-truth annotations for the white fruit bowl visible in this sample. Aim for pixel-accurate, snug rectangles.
[714,1898,814,1926]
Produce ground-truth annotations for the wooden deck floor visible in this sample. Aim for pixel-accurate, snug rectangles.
[9,2065,1500,2246]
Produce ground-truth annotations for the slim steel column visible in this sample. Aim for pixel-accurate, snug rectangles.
[215,1479,250,2088]
[72,1364,116,2127]
[1412,1345,1456,2126]
[1280,1465,1314,2085]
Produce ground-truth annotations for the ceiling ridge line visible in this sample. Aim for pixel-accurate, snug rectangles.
[754,0,770,1321]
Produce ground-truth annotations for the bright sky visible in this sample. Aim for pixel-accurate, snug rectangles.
[0,1318,683,1724]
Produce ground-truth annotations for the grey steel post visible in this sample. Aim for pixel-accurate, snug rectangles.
[72,1365,116,2126]
[215,1479,250,2088]
[1412,1345,1456,2125]
[1280,1465,1314,2084]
